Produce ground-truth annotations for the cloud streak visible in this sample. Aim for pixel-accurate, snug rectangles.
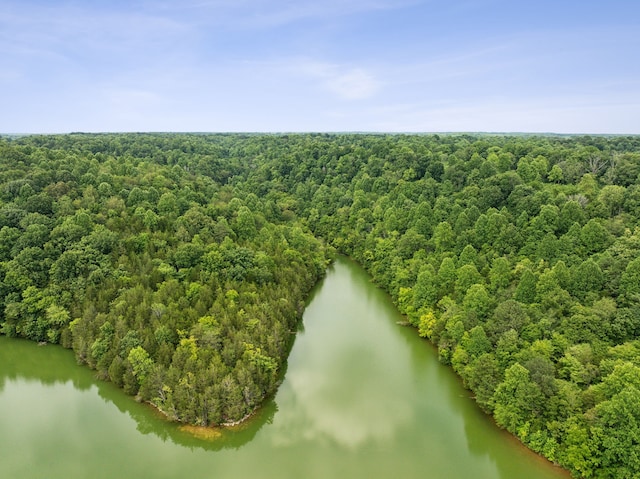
[297,61,381,100]
[0,0,639,133]
[152,0,419,28]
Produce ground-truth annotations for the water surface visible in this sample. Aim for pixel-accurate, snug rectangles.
[0,257,569,479]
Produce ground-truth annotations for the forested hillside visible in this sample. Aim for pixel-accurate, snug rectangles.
[0,134,329,425]
[2,133,640,478]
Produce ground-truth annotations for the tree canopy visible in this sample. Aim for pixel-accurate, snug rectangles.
[2,132,640,478]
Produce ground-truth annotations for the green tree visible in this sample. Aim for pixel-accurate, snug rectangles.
[598,185,626,216]
[490,300,529,339]
[233,206,258,241]
[455,264,482,296]
[493,363,543,435]
[463,284,492,321]
[581,219,611,254]
[620,257,640,304]
[573,259,605,299]
[514,269,537,304]
[466,353,501,411]
[433,221,454,253]
[128,346,154,384]
[489,256,511,291]
[437,257,457,297]
[413,265,438,310]
[592,378,640,477]
[547,164,563,183]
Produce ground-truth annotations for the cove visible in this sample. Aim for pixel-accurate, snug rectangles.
[0,256,570,479]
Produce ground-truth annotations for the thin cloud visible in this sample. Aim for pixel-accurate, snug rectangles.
[0,4,190,59]
[159,0,421,29]
[1,0,639,133]
[326,69,380,100]
[297,61,381,100]
[366,94,640,134]
[240,0,417,28]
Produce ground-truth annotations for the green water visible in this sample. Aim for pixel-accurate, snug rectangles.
[0,257,570,479]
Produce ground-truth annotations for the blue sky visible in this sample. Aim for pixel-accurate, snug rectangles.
[1,0,639,133]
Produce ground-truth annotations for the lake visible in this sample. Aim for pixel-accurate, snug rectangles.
[0,256,570,479]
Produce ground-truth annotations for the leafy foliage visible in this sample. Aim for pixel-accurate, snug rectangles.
[2,132,640,477]
[0,134,329,425]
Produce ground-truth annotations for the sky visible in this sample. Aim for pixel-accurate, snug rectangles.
[1,0,639,134]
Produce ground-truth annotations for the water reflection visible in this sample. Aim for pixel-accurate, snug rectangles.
[0,257,571,479]
[0,337,273,451]
[253,256,415,452]
[269,316,413,448]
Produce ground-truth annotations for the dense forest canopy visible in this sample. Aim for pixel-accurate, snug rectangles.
[0,133,330,425]
[2,132,640,478]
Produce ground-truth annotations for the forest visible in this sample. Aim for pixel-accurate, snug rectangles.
[1,132,640,478]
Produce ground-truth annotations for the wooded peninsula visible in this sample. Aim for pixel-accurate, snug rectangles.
[1,133,639,478]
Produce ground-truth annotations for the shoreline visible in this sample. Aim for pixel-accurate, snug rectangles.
[139,393,266,438]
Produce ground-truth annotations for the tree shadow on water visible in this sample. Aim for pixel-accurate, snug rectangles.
[0,336,275,451]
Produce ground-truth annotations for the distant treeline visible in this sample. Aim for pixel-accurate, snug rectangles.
[2,132,640,478]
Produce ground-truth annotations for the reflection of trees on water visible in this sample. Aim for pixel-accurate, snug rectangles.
[456,374,571,479]
[0,336,275,451]
[0,337,96,392]
[124,397,277,451]
[379,293,571,479]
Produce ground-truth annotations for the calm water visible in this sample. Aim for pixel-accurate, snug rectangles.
[0,257,570,479]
